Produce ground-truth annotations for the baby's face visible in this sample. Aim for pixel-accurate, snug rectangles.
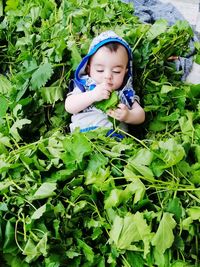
[88,45,128,91]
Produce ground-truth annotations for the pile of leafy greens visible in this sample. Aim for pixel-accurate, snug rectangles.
[0,0,200,266]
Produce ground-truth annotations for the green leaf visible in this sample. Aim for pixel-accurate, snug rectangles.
[151,212,176,254]
[166,197,182,222]
[124,251,145,267]
[41,86,64,104]
[32,182,57,200]
[77,238,94,262]
[62,132,92,166]
[104,179,145,208]
[195,54,200,64]
[3,220,18,254]
[9,118,31,142]
[0,95,9,118]
[158,138,185,167]
[146,19,168,41]
[109,212,152,257]
[160,85,176,94]
[5,0,19,11]
[23,233,48,263]
[0,96,8,118]
[95,91,119,112]
[186,206,200,221]
[69,42,82,70]
[31,63,53,90]
[0,133,12,148]
[31,204,46,220]
[0,74,12,95]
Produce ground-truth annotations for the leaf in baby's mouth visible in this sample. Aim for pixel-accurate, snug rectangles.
[95,91,119,112]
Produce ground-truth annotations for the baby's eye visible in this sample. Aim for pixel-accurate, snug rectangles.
[112,70,121,74]
[96,69,104,72]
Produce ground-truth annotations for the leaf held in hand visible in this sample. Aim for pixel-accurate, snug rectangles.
[95,91,119,112]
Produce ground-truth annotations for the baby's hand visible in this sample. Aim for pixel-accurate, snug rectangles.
[91,82,113,102]
[107,103,129,122]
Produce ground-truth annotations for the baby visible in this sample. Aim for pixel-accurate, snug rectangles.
[65,30,145,133]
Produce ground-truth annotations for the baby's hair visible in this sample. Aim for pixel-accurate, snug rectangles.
[104,42,124,52]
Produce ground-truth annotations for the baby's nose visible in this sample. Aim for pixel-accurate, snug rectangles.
[104,70,112,80]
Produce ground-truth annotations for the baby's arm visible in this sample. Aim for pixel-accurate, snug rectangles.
[65,82,112,114]
[107,101,145,125]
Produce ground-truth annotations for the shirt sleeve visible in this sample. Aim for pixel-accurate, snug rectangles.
[67,86,82,97]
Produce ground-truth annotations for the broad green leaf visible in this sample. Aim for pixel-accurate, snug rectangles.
[181,217,193,231]
[109,212,152,257]
[148,119,166,132]
[111,143,133,155]
[44,254,61,267]
[160,85,176,94]
[85,166,111,190]
[77,239,94,262]
[124,179,146,203]
[0,202,8,211]
[49,168,76,182]
[171,260,193,267]
[31,63,53,90]
[5,0,19,11]
[69,42,82,70]
[151,212,176,254]
[41,86,64,104]
[146,19,168,41]
[95,91,119,112]
[9,118,31,142]
[32,182,57,200]
[128,161,154,180]
[195,54,200,64]
[0,74,12,95]
[104,179,145,208]
[23,233,48,263]
[159,112,180,122]
[0,133,12,148]
[0,180,13,192]
[62,132,92,166]
[124,251,145,267]
[86,152,108,172]
[158,138,185,167]
[73,200,87,214]
[189,84,200,98]
[0,96,8,118]
[186,206,200,221]
[166,197,182,221]
[104,188,123,209]
[153,249,171,267]
[130,148,154,166]
[3,220,18,254]
[179,112,194,137]
[0,0,3,16]
[5,256,29,267]
[31,204,46,220]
